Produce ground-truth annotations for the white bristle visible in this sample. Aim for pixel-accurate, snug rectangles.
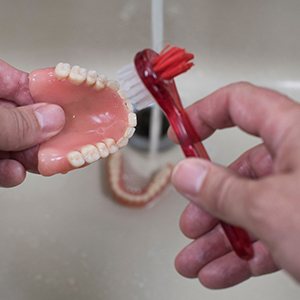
[117,64,134,76]
[135,98,155,111]
[125,83,145,95]
[124,76,142,90]
[130,93,150,105]
[117,63,155,111]
[126,86,149,100]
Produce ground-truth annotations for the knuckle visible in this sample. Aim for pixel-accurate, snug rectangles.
[14,110,30,140]
[7,109,37,150]
[225,82,256,108]
[234,81,254,89]
[230,81,254,94]
[244,183,271,226]
[212,174,236,216]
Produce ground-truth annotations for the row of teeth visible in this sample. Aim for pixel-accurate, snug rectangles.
[67,110,136,168]
[107,152,173,204]
[67,112,136,168]
[55,63,120,91]
[67,132,134,168]
[56,62,137,168]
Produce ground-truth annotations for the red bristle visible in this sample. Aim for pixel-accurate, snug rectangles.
[153,51,191,73]
[153,46,180,65]
[160,62,194,80]
[160,44,172,54]
[155,47,183,66]
[152,46,195,80]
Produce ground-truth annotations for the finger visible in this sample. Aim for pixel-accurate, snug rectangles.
[0,147,39,173]
[179,144,272,240]
[167,126,178,143]
[0,99,17,108]
[0,59,33,105]
[175,224,232,278]
[171,158,272,233]
[179,144,271,239]
[229,144,273,178]
[0,104,65,151]
[0,159,26,187]
[198,241,278,289]
[0,151,10,159]
[169,82,300,154]
[179,202,218,239]
[10,145,39,173]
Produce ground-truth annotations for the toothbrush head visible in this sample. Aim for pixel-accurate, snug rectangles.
[133,46,194,113]
[152,45,194,80]
[117,45,195,111]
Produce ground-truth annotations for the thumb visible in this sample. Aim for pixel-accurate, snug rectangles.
[171,158,259,229]
[0,103,65,151]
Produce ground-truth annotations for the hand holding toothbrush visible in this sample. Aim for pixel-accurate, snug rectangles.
[119,46,254,260]
[171,82,300,288]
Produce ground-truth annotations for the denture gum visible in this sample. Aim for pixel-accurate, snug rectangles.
[29,62,136,176]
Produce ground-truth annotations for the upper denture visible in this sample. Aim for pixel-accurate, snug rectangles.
[29,63,136,176]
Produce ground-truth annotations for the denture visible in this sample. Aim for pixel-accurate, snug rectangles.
[106,151,173,206]
[29,63,136,176]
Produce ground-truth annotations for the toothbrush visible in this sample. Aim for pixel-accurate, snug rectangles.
[117,45,254,260]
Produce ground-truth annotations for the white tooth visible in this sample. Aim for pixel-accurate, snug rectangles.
[98,74,107,83]
[81,144,100,164]
[152,178,164,190]
[94,74,107,90]
[146,187,155,199]
[124,127,135,138]
[69,65,87,85]
[112,150,122,161]
[117,137,129,148]
[118,90,126,99]
[117,189,130,200]
[124,100,134,112]
[132,195,145,203]
[108,153,120,168]
[94,78,105,90]
[107,80,120,91]
[128,112,137,127]
[67,151,85,168]
[80,67,87,76]
[111,177,120,189]
[156,172,170,186]
[110,167,120,182]
[96,142,109,158]
[55,63,71,80]
[110,155,121,170]
[143,194,152,202]
[103,138,119,154]
[86,70,98,86]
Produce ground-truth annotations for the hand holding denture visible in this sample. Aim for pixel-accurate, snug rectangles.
[0,59,136,186]
[0,59,65,187]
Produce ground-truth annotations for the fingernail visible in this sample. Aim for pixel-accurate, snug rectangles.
[172,159,208,198]
[34,104,65,134]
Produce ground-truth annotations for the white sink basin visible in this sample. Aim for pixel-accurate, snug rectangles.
[0,0,299,299]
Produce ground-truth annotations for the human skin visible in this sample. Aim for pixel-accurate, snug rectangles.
[170,82,300,288]
[0,59,65,187]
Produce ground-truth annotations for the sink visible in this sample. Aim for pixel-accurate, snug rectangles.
[0,0,299,299]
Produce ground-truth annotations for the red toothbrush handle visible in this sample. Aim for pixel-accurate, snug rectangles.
[171,109,254,260]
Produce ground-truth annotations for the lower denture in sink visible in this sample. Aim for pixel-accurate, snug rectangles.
[29,63,136,176]
[106,151,173,206]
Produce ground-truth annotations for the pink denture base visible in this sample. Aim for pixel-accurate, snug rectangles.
[29,68,129,176]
